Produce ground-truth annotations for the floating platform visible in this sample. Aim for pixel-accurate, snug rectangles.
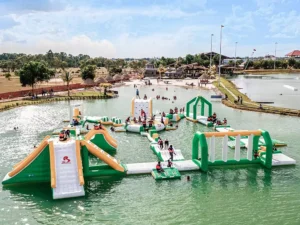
[125,160,199,175]
[261,153,296,166]
[151,168,181,180]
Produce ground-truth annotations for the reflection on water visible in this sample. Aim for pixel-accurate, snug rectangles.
[1,84,300,224]
[232,74,300,109]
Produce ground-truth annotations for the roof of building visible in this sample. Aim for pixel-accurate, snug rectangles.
[201,51,231,59]
[285,50,300,57]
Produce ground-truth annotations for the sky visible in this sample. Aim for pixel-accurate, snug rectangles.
[0,0,299,58]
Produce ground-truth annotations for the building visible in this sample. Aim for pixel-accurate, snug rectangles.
[285,50,300,58]
[165,63,207,78]
[201,52,231,63]
[264,54,275,60]
[143,63,158,77]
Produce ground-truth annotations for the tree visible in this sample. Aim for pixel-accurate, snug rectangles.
[81,65,96,80]
[253,61,261,69]
[61,70,73,97]
[228,60,234,66]
[19,61,52,94]
[236,59,243,66]
[4,73,11,80]
[185,54,194,64]
[213,54,220,65]
[109,67,122,75]
[288,58,296,67]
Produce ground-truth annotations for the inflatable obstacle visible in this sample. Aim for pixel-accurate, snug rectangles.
[2,129,125,200]
[131,97,152,118]
[185,96,213,127]
[192,130,295,172]
[151,168,181,180]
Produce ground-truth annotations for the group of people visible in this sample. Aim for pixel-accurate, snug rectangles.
[237,96,243,105]
[157,137,176,161]
[207,112,227,125]
[13,127,19,131]
[169,107,185,115]
[59,129,70,141]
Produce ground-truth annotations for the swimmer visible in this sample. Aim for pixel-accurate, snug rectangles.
[187,176,191,181]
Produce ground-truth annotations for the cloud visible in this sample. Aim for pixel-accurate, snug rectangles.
[267,10,300,37]
[0,35,116,57]
[224,5,255,31]
[0,0,67,14]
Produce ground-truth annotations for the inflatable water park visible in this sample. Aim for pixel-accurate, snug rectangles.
[2,96,296,200]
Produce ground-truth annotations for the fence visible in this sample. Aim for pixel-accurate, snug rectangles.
[0,78,128,100]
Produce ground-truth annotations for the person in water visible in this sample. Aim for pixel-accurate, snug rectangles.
[110,126,115,132]
[125,116,130,123]
[223,118,227,125]
[168,145,176,161]
[144,94,147,100]
[156,161,164,173]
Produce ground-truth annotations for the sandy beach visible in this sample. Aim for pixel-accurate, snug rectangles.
[123,78,216,90]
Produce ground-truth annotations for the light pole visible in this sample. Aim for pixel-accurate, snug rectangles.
[274,42,277,70]
[218,25,224,86]
[234,42,238,70]
[210,34,213,71]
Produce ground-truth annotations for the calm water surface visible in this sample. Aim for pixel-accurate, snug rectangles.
[232,74,300,109]
[0,84,300,225]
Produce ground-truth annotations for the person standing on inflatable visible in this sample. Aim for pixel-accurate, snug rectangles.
[136,89,140,99]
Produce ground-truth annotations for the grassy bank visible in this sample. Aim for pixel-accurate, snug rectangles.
[0,91,116,112]
[243,69,300,75]
[214,77,300,117]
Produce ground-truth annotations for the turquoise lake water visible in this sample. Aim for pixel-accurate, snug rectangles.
[0,84,300,225]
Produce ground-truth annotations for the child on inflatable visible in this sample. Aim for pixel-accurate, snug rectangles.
[223,118,227,125]
[174,107,178,114]
[156,162,164,173]
[167,159,173,168]
[138,116,142,123]
[59,130,67,141]
[133,117,137,123]
[158,138,163,149]
[168,145,176,161]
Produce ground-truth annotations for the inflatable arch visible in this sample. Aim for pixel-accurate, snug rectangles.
[186,96,212,120]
